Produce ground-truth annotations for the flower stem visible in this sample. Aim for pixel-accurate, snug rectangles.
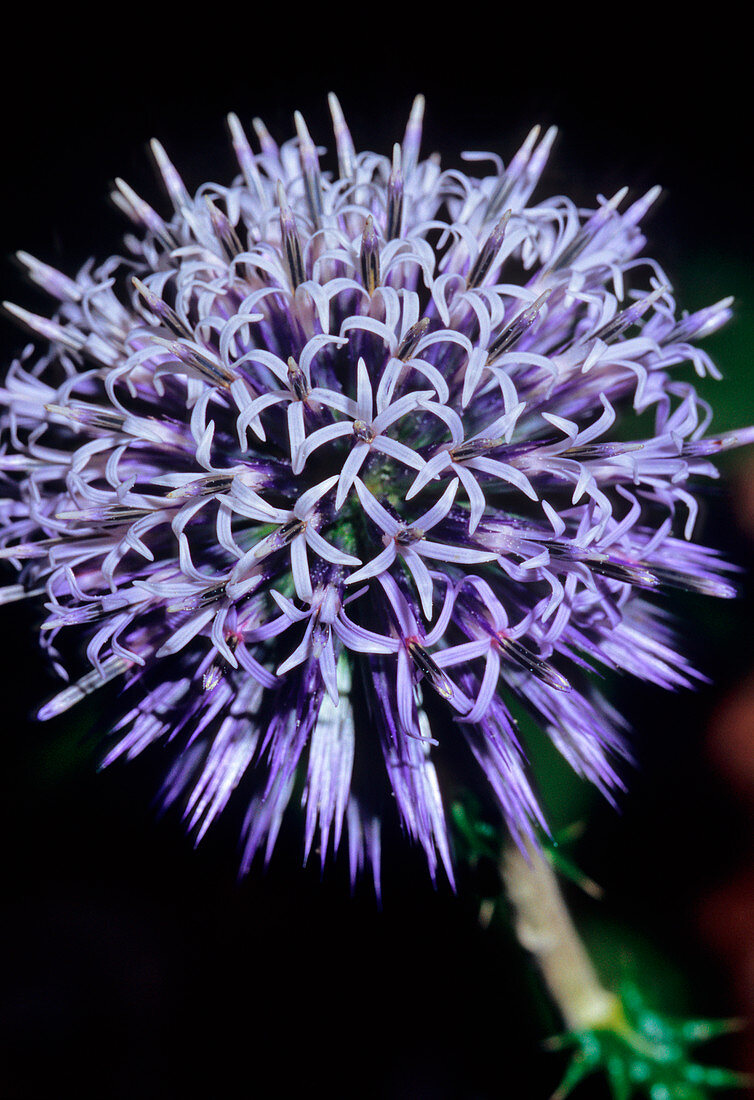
[502,840,620,1033]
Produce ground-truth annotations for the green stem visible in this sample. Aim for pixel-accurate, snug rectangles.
[502,840,620,1034]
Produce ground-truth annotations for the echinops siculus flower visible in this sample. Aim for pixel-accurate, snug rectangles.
[1,95,750,891]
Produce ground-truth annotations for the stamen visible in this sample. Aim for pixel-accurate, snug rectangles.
[0,455,48,471]
[360,216,381,295]
[497,634,570,692]
[43,601,123,629]
[277,182,306,289]
[150,139,191,213]
[396,317,430,361]
[131,276,193,338]
[0,584,45,605]
[663,296,734,345]
[202,663,225,692]
[37,655,131,721]
[167,474,236,500]
[166,581,230,614]
[484,125,543,220]
[253,518,307,559]
[0,538,61,561]
[682,433,748,458]
[111,177,176,247]
[407,638,454,699]
[551,545,737,598]
[287,357,309,401]
[395,526,424,546]
[311,620,331,660]
[466,212,511,289]
[588,285,668,345]
[252,117,278,160]
[294,111,324,229]
[16,252,82,303]
[227,112,268,209]
[204,197,244,261]
[45,402,125,433]
[168,341,237,388]
[352,420,375,444]
[3,301,86,354]
[546,543,659,589]
[386,145,404,240]
[327,93,356,180]
[203,632,241,692]
[55,505,152,527]
[401,94,425,178]
[273,518,308,546]
[589,558,659,588]
[562,442,644,461]
[648,566,737,599]
[548,187,628,272]
[199,582,229,605]
[450,436,504,462]
[486,290,551,363]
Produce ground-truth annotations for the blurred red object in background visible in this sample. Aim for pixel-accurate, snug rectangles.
[701,456,754,1081]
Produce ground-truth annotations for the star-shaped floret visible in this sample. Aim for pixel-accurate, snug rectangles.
[433,575,570,722]
[226,476,360,602]
[346,477,497,617]
[292,357,440,509]
[406,403,535,532]
[264,583,397,704]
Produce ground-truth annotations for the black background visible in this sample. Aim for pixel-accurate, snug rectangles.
[1,16,753,1100]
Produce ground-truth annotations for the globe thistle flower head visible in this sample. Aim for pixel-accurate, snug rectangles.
[1,95,750,891]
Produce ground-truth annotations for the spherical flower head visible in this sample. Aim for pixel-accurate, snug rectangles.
[1,95,749,891]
